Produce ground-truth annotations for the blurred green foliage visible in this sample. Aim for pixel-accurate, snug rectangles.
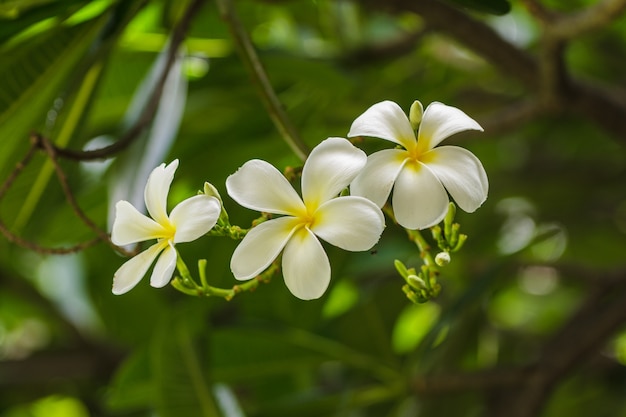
[1,0,625,416]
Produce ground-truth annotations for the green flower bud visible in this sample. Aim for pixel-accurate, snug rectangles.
[402,284,421,304]
[409,100,424,130]
[204,182,230,225]
[435,251,451,266]
[394,259,410,279]
[444,202,457,241]
[452,233,467,252]
[203,182,223,203]
[407,274,427,290]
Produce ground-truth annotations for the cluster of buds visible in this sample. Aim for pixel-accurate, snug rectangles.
[395,202,468,304]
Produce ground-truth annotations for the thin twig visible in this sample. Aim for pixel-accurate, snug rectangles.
[519,0,556,23]
[412,367,526,394]
[48,0,206,161]
[549,0,626,39]
[477,100,542,135]
[367,0,626,142]
[487,276,626,417]
[537,36,569,110]
[0,138,100,254]
[37,134,131,255]
[342,27,430,64]
[215,0,310,161]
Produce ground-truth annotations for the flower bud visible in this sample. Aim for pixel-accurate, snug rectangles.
[409,100,423,130]
[204,182,229,224]
[407,274,427,290]
[394,259,409,279]
[203,182,223,203]
[435,251,451,267]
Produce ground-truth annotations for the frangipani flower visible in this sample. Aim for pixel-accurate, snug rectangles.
[226,137,385,300]
[349,100,488,230]
[111,160,221,295]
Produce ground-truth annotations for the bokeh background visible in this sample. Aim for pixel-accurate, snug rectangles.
[1,0,626,416]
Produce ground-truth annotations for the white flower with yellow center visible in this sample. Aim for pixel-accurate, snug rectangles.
[226,137,385,300]
[111,160,221,295]
[349,100,488,230]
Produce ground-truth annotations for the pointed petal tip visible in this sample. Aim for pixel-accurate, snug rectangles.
[144,159,179,225]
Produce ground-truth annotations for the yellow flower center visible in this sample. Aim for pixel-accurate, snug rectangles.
[404,138,434,166]
[161,220,177,241]
[407,146,421,162]
[299,209,316,230]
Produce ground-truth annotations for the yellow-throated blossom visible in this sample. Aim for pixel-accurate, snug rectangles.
[349,100,488,230]
[226,138,385,300]
[111,160,221,294]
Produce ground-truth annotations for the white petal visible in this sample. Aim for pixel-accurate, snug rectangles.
[282,227,331,300]
[348,100,417,151]
[423,146,488,212]
[144,160,179,225]
[112,242,164,295]
[392,162,449,229]
[226,160,306,216]
[150,241,177,288]
[301,137,367,208]
[170,195,221,243]
[350,148,407,208]
[416,102,483,153]
[111,200,168,246]
[230,216,300,279]
[311,196,384,251]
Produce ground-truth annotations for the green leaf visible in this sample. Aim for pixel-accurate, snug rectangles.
[0,0,58,18]
[392,303,441,354]
[2,0,144,231]
[0,17,107,179]
[0,0,88,43]
[151,309,222,417]
[106,346,154,411]
[445,0,511,15]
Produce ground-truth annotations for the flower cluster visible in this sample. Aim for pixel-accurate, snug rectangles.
[110,100,488,300]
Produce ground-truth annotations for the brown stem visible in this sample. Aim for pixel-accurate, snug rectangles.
[0,137,100,254]
[487,276,626,417]
[360,0,626,142]
[549,0,626,38]
[215,0,309,161]
[49,0,206,161]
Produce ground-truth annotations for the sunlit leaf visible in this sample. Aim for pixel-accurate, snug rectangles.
[322,279,359,319]
[0,18,107,178]
[392,303,441,354]
[0,0,87,43]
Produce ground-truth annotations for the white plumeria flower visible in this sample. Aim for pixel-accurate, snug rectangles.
[226,137,385,300]
[111,160,221,295]
[349,100,488,230]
